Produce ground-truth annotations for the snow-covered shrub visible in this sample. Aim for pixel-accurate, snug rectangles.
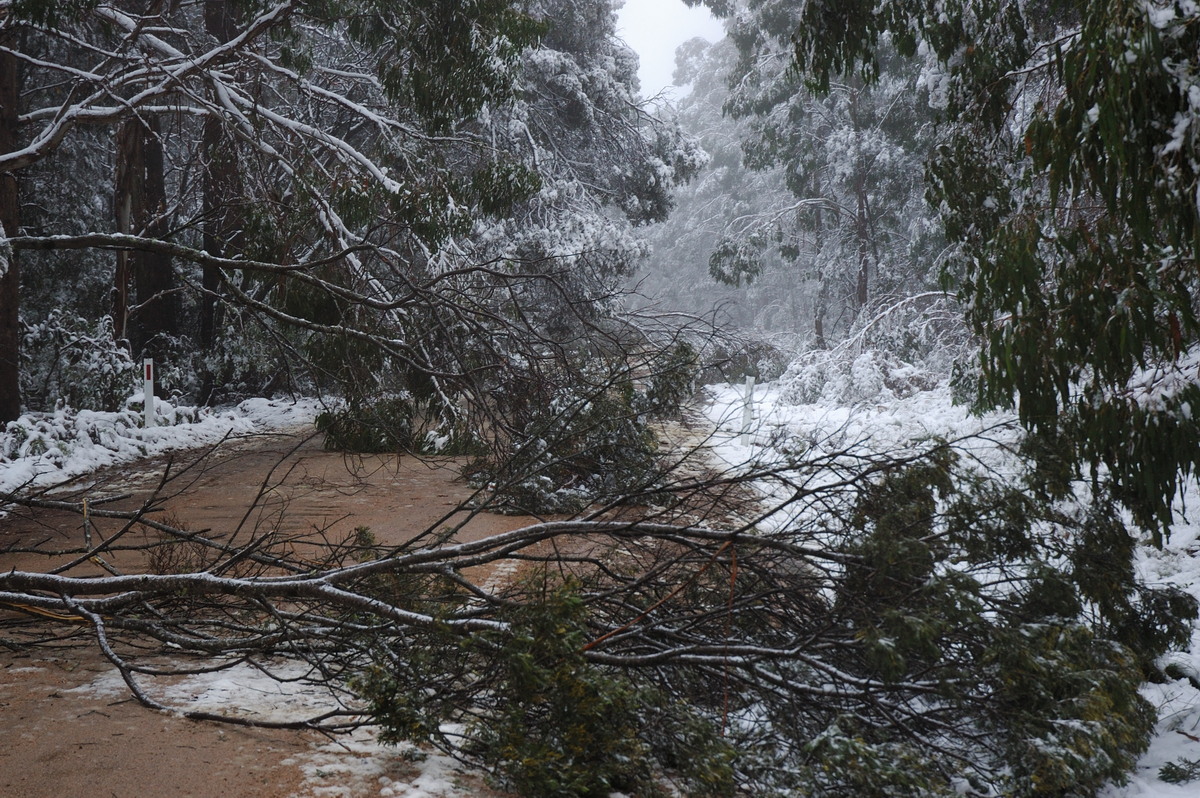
[0,407,137,482]
[191,318,299,404]
[21,311,138,412]
[0,400,206,474]
[778,293,969,406]
[780,348,940,406]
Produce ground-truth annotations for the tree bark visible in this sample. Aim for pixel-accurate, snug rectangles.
[0,36,23,422]
[115,117,178,365]
[850,85,871,312]
[199,118,242,353]
[199,0,243,356]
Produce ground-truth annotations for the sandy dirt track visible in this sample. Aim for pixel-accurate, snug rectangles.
[0,429,531,798]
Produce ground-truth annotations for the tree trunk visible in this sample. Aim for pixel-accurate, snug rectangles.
[813,287,828,350]
[0,37,22,422]
[115,117,178,366]
[199,117,242,353]
[199,0,243,355]
[853,178,871,311]
[849,85,871,312]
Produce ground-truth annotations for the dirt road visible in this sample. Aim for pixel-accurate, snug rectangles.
[0,428,530,798]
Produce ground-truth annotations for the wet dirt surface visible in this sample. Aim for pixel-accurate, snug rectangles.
[0,644,313,798]
[2,429,538,573]
[0,428,533,798]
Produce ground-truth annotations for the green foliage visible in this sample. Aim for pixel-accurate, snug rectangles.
[1160,757,1200,784]
[708,232,768,287]
[317,393,479,455]
[792,451,1194,796]
[986,623,1155,796]
[463,345,700,513]
[316,398,415,453]
[358,574,736,797]
[344,0,545,134]
[470,159,543,217]
[357,629,475,746]
[641,341,699,418]
[698,336,787,384]
[465,377,662,514]
[193,320,291,405]
[782,0,1200,543]
[798,718,957,798]
[843,450,955,613]
[471,581,660,797]
[10,0,101,26]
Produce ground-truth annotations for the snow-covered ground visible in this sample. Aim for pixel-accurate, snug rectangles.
[71,660,488,798]
[705,381,1200,798]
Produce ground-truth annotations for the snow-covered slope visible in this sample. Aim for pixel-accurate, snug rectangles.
[705,380,1200,798]
[0,396,322,496]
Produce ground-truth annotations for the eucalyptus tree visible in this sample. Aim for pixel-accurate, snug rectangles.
[0,0,701,434]
[768,0,1200,541]
[0,0,544,415]
[692,0,941,349]
[0,19,18,420]
[460,0,705,325]
[635,34,805,338]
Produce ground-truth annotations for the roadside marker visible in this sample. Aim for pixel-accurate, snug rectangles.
[741,375,755,446]
[143,358,155,428]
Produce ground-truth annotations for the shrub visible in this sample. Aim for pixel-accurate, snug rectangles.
[641,341,699,418]
[316,394,480,455]
[316,397,416,453]
[21,311,138,412]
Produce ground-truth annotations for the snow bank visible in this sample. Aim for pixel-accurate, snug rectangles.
[0,395,323,495]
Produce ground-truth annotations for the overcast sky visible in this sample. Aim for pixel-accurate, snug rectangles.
[614,0,725,100]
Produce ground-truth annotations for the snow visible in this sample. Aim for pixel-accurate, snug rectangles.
[704,379,1200,798]
[0,233,10,281]
[70,659,479,798]
[1145,1,1178,30]
[295,736,468,798]
[0,393,323,497]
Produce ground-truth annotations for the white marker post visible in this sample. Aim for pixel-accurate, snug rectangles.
[740,374,756,446]
[143,358,155,428]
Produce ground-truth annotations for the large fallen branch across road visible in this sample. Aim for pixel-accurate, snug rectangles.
[1,425,1184,797]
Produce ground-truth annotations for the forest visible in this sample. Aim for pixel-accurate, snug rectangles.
[2,0,1200,796]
